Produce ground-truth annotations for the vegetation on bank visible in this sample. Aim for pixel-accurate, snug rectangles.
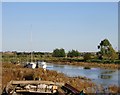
[1,52,120,65]
[52,48,65,57]
[2,63,95,93]
[1,39,120,65]
[2,63,120,94]
[97,39,118,60]
[1,39,120,93]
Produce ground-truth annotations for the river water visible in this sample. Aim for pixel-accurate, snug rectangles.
[46,63,119,88]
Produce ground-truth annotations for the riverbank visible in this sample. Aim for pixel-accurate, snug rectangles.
[46,61,119,70]
[2,63,120,94]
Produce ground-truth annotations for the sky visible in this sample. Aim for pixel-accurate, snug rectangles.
[0,2,2,52]
[2,2,118,52]
[1,0,120,2]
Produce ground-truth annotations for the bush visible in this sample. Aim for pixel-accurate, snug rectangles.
[83,53,92,61]
[67,50,80,57]
[52,48,66,57]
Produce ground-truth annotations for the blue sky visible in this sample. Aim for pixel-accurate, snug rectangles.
[2,2,118,52]
[0,3,2,52]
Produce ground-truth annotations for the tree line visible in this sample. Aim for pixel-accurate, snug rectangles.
[52,39,119,60]
[3,39,119,62]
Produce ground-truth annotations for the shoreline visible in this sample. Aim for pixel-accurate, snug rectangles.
[46,61,120,70]
[2,63,120,94]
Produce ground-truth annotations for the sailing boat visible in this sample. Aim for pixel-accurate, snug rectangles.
[29,25,36,69]
[25,25,47,69]
[24,25,36,69]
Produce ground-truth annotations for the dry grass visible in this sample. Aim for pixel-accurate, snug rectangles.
[108,85,120,93]
[2,63,120,94]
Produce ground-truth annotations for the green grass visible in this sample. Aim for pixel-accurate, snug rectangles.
[2,53,120,64]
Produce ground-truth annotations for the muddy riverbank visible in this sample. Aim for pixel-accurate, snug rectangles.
[2,63,120,94]
[46,61,120,70]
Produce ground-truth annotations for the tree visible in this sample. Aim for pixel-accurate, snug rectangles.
[83,53,92,61]
[52,48,66,57]
[97,39,117,60]
[67,50,80,57]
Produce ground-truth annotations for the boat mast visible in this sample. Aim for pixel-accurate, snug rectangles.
[30,24,33,62]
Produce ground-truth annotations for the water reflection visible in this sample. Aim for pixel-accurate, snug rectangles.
[53,64,64,68]
[101,70,116,74]
[46,63,119,87]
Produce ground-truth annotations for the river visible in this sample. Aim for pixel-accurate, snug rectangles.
[46,63,119,88]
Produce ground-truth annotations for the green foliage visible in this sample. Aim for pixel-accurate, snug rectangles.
[83,53,92,61]
[89,59,120,64]
[67,50,80,57]
[52,48,66,57]
[97,39,118,60]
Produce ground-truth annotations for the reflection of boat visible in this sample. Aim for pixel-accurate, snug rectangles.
[2,80,60,95]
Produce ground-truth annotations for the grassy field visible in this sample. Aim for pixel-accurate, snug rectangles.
[1,52,120,69]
